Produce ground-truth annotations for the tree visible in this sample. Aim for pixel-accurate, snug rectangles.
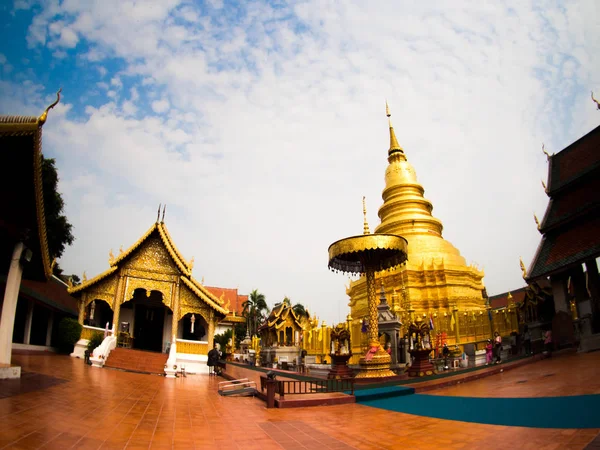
[242,289,268,336]
[283,297,309,320]
[41,156,74,275]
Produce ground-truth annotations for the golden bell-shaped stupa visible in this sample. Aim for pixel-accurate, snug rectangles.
[348,103,486,345]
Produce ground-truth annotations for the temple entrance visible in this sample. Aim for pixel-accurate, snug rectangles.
[120,289,171,353]
[85,300,114,329]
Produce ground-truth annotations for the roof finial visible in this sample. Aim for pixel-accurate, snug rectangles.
[362,196,370,235]
[157,204,161,223]
[592,91,600,110]
[541,180,547,191]
[519,257,527,279]
[161,204,166,223]
[533,213,540,229]
[386,100,403,154]
[542,143,551,161]
[38,88,62,125]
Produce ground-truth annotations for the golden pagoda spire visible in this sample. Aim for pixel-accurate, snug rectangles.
[362,196,371,235]
[386,101,403,154]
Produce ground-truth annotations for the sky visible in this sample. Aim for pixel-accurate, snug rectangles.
[1,0,599,325]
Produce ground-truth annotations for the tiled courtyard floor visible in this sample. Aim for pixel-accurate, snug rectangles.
[0,351,598,449]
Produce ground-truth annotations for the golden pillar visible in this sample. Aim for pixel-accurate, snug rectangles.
[321,321,327,359]
[207,310,215,350]
[78,293,87,325]
[171,280,180,343]
[112,275,125,332]
[453,307,460,344]
[346,314,353,347]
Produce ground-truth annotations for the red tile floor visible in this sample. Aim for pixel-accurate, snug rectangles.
[0,351,598,449]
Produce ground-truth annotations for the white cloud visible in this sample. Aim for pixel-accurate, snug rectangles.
[151,98,170,113]
[7,0,600,325]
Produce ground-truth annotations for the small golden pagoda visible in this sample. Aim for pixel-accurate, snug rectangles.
[347,104,487,349]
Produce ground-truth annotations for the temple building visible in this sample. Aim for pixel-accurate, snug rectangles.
[0,94,71,378]
[346,105,488,354]
[67,210,243,375]
[526,122,600,352]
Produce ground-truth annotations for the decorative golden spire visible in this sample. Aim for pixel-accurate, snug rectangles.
[592,91,600,110]
[542,143,551,161]
[38,88,62,125]
[519,257,527,279]
[386,101,403,154]
[82,271,87,282]
[533,213,540,229]
[156,204,161,223]
[362,196,371,235]
[109,248,115,263]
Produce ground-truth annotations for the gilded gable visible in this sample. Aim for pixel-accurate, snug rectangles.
[123,235,180,275]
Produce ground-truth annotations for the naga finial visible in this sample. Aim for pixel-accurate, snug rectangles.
[109,248,115,262]
[189,256,195,270]
[592,91,600,110]
[50,257,56,272]
[156,204,161,223]
[119,245,124,254]
[38,88,62,125]
[519,257,527,279]
[533,213,540,229]
[362,196,370,235]
[161,204,166,223]
[541,180,547,191]
[82,271,87,282]
[542,143,551,161]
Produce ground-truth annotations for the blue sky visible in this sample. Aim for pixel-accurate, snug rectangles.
[1,0,599,325]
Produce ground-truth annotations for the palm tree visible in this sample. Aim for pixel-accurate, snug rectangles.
[292,302,308,319]
[242,289,268,336]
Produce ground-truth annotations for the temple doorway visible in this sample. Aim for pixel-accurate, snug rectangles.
[120,289,171,353]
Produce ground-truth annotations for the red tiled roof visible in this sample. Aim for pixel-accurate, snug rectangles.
[204,286,246,315]
[528,216,600,279]
[488,287,527,309]
[548,125,600,193]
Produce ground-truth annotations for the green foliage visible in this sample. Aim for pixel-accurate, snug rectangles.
[41,156,74,273]
[87,332,104,352]
[57,317,82,353]
[292,302,309,319]
[233,323,247,349]
[242,289,268,336]
[214,329,233,354]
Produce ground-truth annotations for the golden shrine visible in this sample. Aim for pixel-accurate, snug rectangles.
[67,207,230,363]
[346,105,488,358]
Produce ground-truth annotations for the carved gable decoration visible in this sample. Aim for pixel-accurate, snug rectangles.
[179,284,210,322]
[123,234,180,275]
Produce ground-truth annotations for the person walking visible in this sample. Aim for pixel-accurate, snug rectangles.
[485,339,493,365]
[494,331,502,364]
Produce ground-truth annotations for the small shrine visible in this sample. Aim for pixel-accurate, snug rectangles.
[259,302,304,367]
[327,323,353,379]
[407,315,436,377]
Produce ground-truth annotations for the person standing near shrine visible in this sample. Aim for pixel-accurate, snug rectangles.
[494,331,502,364]
[442,343,450,370]
[485,339,493,365]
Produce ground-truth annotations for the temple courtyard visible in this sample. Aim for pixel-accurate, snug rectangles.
[0,351,599,449]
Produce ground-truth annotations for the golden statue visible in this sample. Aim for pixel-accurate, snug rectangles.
[592,91,600,110]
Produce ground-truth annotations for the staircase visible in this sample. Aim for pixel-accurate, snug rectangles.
[104,348,168,375]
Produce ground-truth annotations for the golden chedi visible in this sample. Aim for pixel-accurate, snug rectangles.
[348,104,486,342]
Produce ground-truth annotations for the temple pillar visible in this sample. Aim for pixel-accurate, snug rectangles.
[112,276,125,332]
[45,311,54,346]
[551,275,570,313]
[207,310,215,350]
[78,293,86,325]
[453,307,460,343]
[346,314,352,348]
[585,259,600,333]
[321,321,327,359]
[171,281,180,343]
[0,242,25,366]
[23,299,34,345]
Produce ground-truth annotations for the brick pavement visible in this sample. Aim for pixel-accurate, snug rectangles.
[0,351,597,449]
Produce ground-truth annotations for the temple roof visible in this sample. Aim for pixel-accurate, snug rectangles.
[0,275,78,315]
[488,287,527,309]
[262,302,303,331]
[528,125,600,281]
[0,108,57,281]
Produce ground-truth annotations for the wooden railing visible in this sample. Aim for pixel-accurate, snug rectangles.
[175,339,208,355]
[260,377,354,399]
